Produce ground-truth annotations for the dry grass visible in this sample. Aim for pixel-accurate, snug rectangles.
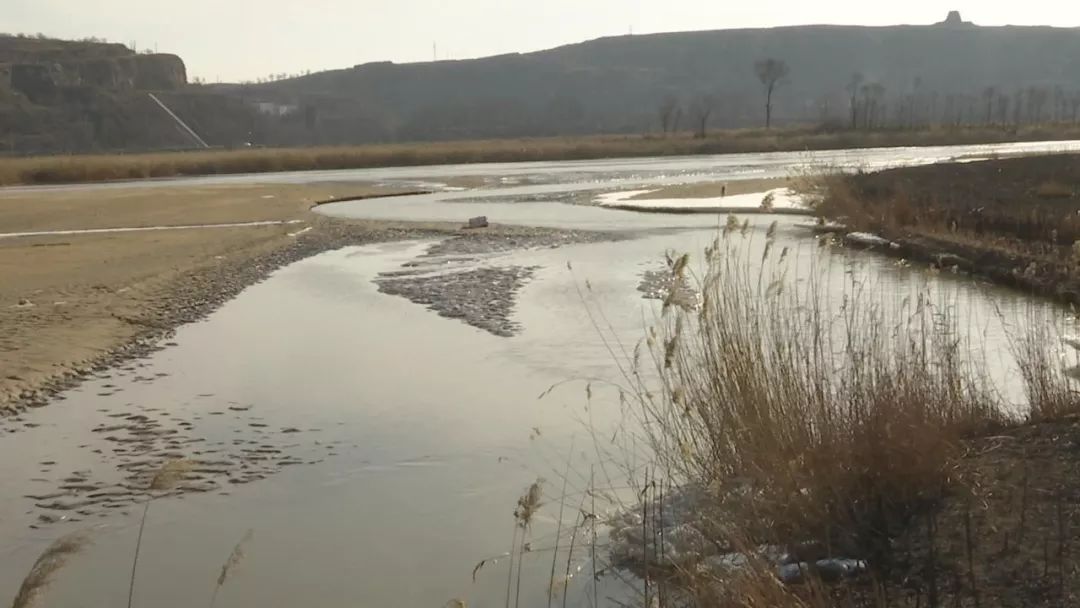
[603,223,1025,605]
[1011,312,1080,422]
[10,460,256,608]
[147,459,193,491]
[639,225,1001,546]
[10,532,90,608]
[575,208,1080,606]
[209,530,254,608]
[1033,180,1074,199]
[3,124,1080,186]
[815,154,1080,304]
[129,459,193,608]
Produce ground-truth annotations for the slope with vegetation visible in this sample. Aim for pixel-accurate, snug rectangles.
[236,14,1080,145]
[819,153,1080,304]
[0,34,257,154]
[8,14,1080,154]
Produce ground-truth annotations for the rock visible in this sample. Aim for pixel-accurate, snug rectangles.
[933,252,970,267]
[777,558,868,585]
[464,216,489,229]
[845,232,897,249]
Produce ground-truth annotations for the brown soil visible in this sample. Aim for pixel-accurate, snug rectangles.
[0,183,426,411]
[0,183,351,233]
[879,417,1080,607]
[820,153,1080,303]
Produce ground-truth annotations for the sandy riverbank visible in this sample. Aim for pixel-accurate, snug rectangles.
[1,173,785,414]
[0,181,634,414]
[0,183,428,412]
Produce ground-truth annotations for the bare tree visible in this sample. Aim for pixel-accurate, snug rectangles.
[860,83,886,129]
[910,76,924,127]
[982,86,997,125]
[658,96,680,135]
[997,94,1011,125]
[754,58,790,129]
[846,72,864,129]
[688,95,718,138]
[1028,87,1049,123]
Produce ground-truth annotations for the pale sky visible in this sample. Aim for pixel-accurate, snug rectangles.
[6,1,1080,82]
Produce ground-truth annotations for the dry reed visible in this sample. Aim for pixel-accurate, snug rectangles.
[3,124,1079,186]
[512,479,543,608]
[1010,310,1080,421]
[128,459,192,608]
[10,532,90,608]
[209,529,254,608]
[622,222,1004,594]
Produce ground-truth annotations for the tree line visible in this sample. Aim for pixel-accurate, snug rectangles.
[658,58,1080,136]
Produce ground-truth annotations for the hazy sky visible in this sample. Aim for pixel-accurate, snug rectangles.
[7,1,1080,82]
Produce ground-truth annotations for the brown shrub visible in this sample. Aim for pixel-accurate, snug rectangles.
[628,228,1005,573]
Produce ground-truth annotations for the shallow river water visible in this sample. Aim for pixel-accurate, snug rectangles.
[2,141,1078,608]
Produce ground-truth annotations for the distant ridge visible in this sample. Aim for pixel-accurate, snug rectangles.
[4,14,1080,153]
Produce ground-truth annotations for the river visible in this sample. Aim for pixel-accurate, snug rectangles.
[1,140,1077,608]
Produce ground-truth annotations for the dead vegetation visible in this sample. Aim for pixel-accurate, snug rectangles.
[4,124,1080,186]
[557,220,1080,606]
[9,460,255,608]
[616,226,1001,604]
[9,532,90,608]
[815,153,1080,304]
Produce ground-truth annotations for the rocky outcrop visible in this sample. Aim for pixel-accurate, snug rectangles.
[10,63,63,103]
[133,54,187,90]
[0,35,251,153]
[8,52,186,103]
[938,11,974,27]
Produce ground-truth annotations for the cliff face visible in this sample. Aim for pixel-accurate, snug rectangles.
[0,36,255,154]
[133,54,187,90]
[5,51,185,103]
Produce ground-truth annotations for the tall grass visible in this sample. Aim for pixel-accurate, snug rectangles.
[621,221,1006,592]
[10,532,90,608]
[3,124,1080,186]
[128,459,192,608]
[1010,309,1080,421]
[209,530,254,608]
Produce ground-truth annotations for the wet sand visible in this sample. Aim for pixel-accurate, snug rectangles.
[0,174,786,412]
[0,180,633,414]
[0,183,422,412]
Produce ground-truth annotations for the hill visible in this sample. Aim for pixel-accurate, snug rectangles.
[236,14,1080,145]
[0,34,258,154]
[5,14,1080,154]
